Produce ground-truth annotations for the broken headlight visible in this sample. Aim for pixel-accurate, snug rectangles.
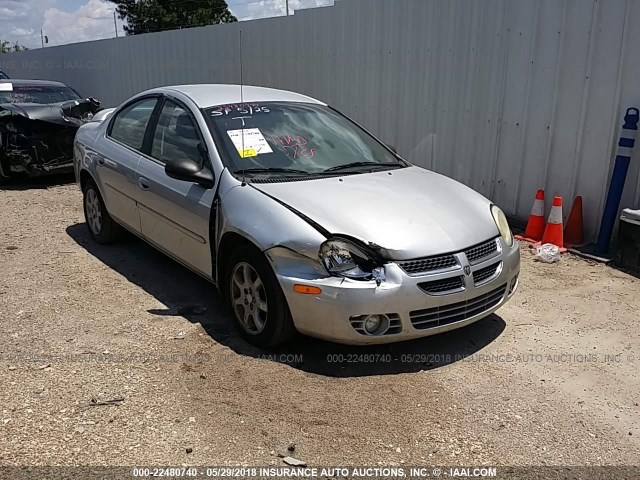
[319,238,378,279]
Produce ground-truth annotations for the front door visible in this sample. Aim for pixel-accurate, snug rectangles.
[135,98,215,278]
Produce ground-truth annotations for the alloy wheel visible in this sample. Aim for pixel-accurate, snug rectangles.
[230,262,268,335]
[86,189,103,235]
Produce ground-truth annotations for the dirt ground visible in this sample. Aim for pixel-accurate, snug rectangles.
[1,177,639,467]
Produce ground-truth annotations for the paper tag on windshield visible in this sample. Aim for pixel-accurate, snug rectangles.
[227,128,273,158]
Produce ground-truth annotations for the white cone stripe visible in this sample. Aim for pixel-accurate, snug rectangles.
[621,129,638,140]
[547,206,563,224]
[617,147,633,158]
[531,199,544,216]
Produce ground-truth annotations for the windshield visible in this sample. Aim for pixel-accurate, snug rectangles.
[205,102,404,178]
[0,85,81,104]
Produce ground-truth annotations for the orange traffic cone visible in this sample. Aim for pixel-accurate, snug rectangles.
[515,189,546,243]
[538,196,566,252]
[564,196,584,248]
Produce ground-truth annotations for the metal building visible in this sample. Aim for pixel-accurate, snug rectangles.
[1,0,639,240]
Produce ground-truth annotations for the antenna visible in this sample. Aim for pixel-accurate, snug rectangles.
[240,29,244,105]
[239,29,246,186]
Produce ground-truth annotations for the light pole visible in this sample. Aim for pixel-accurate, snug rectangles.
[285,0,289,16]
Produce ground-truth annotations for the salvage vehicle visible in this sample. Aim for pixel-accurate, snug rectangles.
[74,84,520,347]
[0,80,102,184]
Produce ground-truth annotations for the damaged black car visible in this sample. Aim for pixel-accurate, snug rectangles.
[0,80,102,184]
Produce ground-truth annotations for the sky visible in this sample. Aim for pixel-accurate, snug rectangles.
[0,0,334,49]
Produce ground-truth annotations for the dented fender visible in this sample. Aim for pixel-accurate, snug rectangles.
[216,169,327,262]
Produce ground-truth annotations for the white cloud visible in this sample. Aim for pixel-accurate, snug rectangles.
[0,0,332,49]
[230,0,334,21]
[42,0,124,46]
[0,0,57,47]
[0,4,29,21]
[10,27,35,37]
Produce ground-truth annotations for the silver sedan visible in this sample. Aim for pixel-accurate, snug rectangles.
[74,84,520,347]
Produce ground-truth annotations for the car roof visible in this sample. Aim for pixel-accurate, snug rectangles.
[0,79,69,87]
[147,84,325,108]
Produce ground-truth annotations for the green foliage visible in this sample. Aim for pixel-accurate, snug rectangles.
[0,41,29,53]
[108,0,237,35]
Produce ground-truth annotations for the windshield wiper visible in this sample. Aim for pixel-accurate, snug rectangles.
[234,167,313,176]
[322,161,404,173]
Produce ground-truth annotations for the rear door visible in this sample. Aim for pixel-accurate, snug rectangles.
[94,96,160,233]
[135,97,215,278]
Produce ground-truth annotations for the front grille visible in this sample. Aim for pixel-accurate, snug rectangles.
[473,261,502,285]
[418,276,465,295]
[398,254,457,276]
[410,284,507,330]
[465,238,499,264]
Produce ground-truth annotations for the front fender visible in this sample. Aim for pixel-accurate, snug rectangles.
[217,172,327,260]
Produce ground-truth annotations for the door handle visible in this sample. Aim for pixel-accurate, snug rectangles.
[97,157,117,168]
[138,177,151,190]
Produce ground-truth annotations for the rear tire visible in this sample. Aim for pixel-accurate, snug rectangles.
[225,245,296,348]
[83,180,122,244]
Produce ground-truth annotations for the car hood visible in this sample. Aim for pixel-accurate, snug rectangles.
[0,98,101,127]
[252,166,499,260]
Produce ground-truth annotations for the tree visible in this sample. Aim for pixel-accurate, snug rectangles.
[109,0,237,35]
[0,41,29,53]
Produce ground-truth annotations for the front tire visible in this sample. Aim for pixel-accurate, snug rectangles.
[83,180,122,244]
[225,246,296,348]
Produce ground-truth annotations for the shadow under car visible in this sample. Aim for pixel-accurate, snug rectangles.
[66,222,506,378]
[0,172,75,191]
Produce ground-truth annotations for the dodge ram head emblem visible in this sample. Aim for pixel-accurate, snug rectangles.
[464,265,472,276]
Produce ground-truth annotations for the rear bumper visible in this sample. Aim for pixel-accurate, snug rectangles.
[273,238,520,345]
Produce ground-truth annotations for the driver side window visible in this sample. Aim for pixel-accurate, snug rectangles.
[151,100,202,166]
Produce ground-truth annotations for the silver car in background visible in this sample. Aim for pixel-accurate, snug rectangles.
[74,84,520,347]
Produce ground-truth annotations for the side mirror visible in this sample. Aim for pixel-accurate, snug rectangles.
[386,143,398,155]
[165,158,215,189]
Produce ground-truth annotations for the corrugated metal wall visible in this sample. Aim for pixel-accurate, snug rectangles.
[2,0,639,240]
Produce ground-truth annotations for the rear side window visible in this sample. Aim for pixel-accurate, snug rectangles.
[109,98,158,151]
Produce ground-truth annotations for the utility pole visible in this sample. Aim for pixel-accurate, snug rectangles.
[113,11,119,38]
[40,29,44,48]
[285,0,289,16]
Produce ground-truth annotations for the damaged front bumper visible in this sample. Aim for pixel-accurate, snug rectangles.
[267,237,520,345]
[0,98,101,179]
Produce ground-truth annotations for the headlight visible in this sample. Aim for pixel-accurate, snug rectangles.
[319,238,377,279]
[491,205,513,247]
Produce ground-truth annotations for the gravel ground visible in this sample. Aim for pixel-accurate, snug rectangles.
[1,177,639,467]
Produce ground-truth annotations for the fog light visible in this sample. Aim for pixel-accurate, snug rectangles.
[364,314,389,335]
